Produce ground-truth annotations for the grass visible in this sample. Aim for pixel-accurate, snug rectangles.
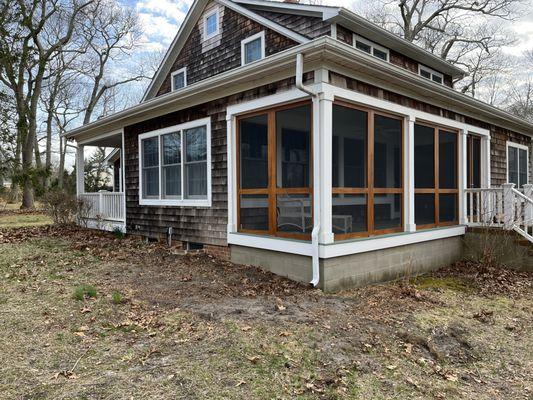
[73,285,97,301]
[0,213,52,228]
[0,224,531,399]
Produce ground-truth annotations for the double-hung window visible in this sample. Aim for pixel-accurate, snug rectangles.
[204,8,219,40]
[353,34,389,62]
[507,142,529,188]
[241,31,265,65]
[171,67,187,91]
[419,65,444,84]
[139,118,211,206]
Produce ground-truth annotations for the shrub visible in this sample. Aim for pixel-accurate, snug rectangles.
[42,189,78,225]
[73,284,97,301]
[112,291,125,304]
[112,227,125,239]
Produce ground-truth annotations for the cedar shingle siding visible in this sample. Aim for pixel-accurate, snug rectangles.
[330,71,532,187]
[156,5,298,97]
[255,10,331,39]
[125,76,307,245]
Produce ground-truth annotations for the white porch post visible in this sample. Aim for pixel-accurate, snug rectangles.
[481,135,491,189]
[523,184,533,223]
[503,183,515,230]
[227,114,237,234]
[404,115,416,232]
[317,90,334,244]
[76,144,85,196]
[459,130,468,225]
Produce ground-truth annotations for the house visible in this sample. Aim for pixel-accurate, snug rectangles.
[63,0,533,291]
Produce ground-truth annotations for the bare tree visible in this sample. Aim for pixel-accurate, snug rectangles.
[0,0,93,208]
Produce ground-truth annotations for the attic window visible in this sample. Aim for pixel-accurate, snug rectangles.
[171,67,187,91]
[204,8,219,39]
[241,32,265,65]
[419,65,444,84]
[353,34,389,62]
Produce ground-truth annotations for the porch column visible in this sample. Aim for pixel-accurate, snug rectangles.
[404,115,416,232]
[316,91,334,244]
[523,184,533,224]
[503,183,516,230]
[76,144,85,196]
[459,130,468,225]
[481,135,491,189]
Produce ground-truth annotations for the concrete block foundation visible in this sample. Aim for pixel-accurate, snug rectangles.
[231,236,464,292]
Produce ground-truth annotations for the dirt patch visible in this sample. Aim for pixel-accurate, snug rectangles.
[0,225,532,399]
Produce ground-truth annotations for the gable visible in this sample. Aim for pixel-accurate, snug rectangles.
[156,2,298,97]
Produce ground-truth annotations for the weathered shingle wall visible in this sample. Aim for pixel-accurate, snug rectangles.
[156,4,298,97]
[255,10,331,39]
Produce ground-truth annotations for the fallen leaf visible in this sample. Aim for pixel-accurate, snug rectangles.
[247,355,261,364]
[241,326,252,332]
[235,380,246,387]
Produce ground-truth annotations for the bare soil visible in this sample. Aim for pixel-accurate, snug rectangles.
[0,221,531,399]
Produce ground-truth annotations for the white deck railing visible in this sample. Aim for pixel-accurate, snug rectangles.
[465,184,533,242]
[79,191,125,222]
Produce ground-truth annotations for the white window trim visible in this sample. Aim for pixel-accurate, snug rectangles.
[241,31,266,66]
[418,64,444,85]
[506,141,530,186]
[138,117,212,207]
[170,67,187,92]
[353,34,389,62]
[203,7,220,40]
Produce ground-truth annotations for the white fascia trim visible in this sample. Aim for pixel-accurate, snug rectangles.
[228,227,466,258]
[170,67,188,91]
[320,226,466,258]
[241,31,266,66]
[203,7,220,40]
[232,0,338,17]
[138,117,212,208]
[228,233,314,256]
[217,0,309,44]
[324,83,490,137]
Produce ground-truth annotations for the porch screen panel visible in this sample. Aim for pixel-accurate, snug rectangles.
[162,132,181,198]
[519,149,528,188]
[414,123,459,228]
[142,137,159,198]
[239,114,269,232]
[237,102,312,238]
[373,115,402,231]
[332,104,367,236]
[276,105,312,235]
[332,104,403,239]
[184,126,207,199]
[508,146,519,187]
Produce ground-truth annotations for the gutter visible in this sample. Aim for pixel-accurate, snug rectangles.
[295,53,320,288]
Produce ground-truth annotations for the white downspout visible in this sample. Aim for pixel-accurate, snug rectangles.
[295,53,320,287]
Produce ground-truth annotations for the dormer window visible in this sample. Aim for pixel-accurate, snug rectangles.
[241,32,265,65]
[171,67,187,91]
[353,34,389,62]
[204,8,219,40]
[419,65,443,84]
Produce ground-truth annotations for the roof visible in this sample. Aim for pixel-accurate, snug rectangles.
[142,0,465,102]
[64,37,533,141]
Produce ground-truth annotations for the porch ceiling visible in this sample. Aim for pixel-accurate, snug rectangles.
[79,132,122,148]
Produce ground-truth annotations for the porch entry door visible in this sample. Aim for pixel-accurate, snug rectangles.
[467,135,481,189]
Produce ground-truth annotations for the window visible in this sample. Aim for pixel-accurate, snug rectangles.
[139,118,211,206]
[507,142,529,188]
[204,8,219,39]
[414,123,459,228]
[237,103,312,239]
[241,32,265,65]
[171,67,187,91]
[419,65,444,84]
[353,34,389,62]
[332,103,403,239]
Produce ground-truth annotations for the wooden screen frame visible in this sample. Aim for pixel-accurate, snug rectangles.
[414,121,460,230]
[236,101,314,240]
[333,101,404,241]
[467,134,482,189]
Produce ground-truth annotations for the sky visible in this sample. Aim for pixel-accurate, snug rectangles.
[132,0,533,56]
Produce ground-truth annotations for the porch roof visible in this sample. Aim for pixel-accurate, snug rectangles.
[63,37,533,141]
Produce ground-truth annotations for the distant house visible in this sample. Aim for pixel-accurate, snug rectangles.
[63,0,532,291]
